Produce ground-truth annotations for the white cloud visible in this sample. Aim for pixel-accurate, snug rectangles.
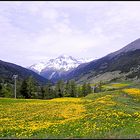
[1,1,140,67]
[41,8,59,20]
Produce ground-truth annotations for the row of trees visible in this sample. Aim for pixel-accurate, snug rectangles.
[0,76,93,99]
[51,80,92,98]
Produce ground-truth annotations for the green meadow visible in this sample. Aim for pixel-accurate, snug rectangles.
[0,82,140,139]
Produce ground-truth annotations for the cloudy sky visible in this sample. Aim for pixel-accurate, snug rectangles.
[1,1,140,67]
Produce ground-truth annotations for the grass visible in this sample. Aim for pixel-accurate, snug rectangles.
[102,82,130,91]
[0,83,140,139]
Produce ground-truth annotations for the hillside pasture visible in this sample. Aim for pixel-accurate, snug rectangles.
[0,87,140,138]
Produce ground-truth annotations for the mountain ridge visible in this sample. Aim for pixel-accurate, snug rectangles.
[0,59,49,85]
[62,38,140,83]
[29,55,93,73]
[28,55,93,81]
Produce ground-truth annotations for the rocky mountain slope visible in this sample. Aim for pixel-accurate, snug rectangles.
[64,38,140,83]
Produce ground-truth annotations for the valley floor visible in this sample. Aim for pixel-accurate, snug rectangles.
[0,82,140,139]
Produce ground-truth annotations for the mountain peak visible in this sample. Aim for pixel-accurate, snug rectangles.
[57,54,77,61]
[58,54,69,58]
[29,55,93,74]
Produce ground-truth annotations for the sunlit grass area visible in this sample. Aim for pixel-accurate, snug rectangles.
[0,86,140,138]
[102,82,130,91]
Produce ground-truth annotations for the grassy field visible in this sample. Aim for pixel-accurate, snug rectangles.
[0,82,140,139]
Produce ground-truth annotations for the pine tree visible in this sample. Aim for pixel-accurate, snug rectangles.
[26,76,37,98]
[20,79,30,99]
[64,81,71,97]
[0,83,13,98]
[87,83,92,94]
[40,86,45,99]
[69,80,77,97]
[77,86,82,97]
[94,84,98,93]
[82,83,87,97]
[0,83,4,97]
[55,80,65,97]
[45,83,51,99]
[98,81,102,92]
[16,80,23,98]
[43,82,55,99]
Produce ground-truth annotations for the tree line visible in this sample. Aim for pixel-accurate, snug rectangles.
[0,76,93,99]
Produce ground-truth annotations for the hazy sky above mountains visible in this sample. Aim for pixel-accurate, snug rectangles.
[1,1,140,67]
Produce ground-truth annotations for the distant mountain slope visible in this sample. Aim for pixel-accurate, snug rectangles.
[28,55,93,82]
[0,60,49,85]
[108,38,140,58]
[64,38,140,83]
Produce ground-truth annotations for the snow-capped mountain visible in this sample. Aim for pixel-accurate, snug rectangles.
[29,55,92,73]
[28,55,93,81]
[29,62,46,73]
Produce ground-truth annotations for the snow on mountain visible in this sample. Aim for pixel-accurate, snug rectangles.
[49,72,56,79]
[29,62,46,73]
[77,58,94,63]
[29,55,93,74]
